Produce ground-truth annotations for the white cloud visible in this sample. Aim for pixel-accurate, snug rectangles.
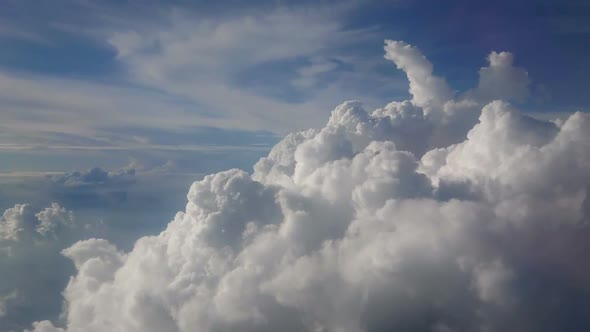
[0,204,38,242]
[27,40,590,332]
[0,203,103,330]
[35,203,75,237]
[384,40,453,112]
[0,202,87,254]
[0,203,76,244]
[472,51,530,102]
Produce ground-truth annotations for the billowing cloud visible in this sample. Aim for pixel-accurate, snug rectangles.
[475,51,530,102]
[0,203,75,242]
[27,41,590,332]
[384,40,453,112]
[0,163,202,329]
[0,203,103,331]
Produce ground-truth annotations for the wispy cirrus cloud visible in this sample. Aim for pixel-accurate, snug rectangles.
[0,1,406,159]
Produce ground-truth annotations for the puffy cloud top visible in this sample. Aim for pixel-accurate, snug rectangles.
[0,203,74,241]
[384,40,453,112]
[27,41,590,332]
[488,51,514,67]
[475,51,530,102]
[0,203,92,331]
[0,204,35,242]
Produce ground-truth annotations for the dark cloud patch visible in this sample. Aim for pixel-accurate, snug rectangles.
[48,166,135,187]
[46,166,136,208]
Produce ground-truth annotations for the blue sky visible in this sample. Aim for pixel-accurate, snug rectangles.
[0,0,588,165]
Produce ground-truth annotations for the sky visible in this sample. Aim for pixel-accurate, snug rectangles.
[0,0,589,331]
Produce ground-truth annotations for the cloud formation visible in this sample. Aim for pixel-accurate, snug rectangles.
[0,203,103,331]
[45,166,137,208]
[27,41,590,332]
[48,167,136,188]
[0,203,75,242]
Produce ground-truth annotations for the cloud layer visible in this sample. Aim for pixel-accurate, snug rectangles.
[27,41,590,332]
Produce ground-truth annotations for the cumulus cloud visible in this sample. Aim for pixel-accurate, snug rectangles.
[0,203,75,242]
[0,204,35,242]
[28,41,590,332]
[384,40,453,112]
[35,203,75,237]
[462,51,531,103]
[0,203,103,330]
